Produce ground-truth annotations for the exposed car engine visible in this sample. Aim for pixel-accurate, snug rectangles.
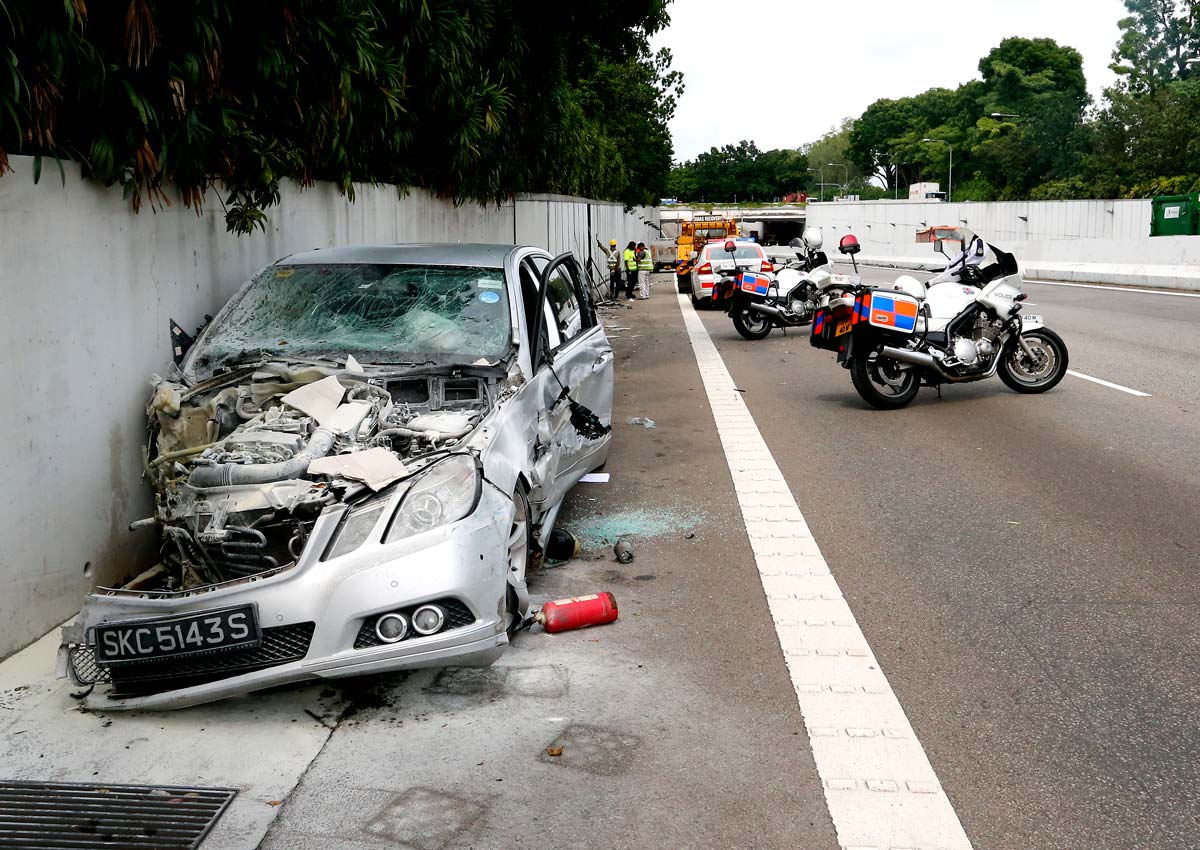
[136,361,501,593]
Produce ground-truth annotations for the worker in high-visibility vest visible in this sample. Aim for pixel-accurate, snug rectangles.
[636,242,653,300]
[622,241,637,301]
[599,238,621,300]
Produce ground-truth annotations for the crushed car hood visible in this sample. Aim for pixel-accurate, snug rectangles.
[131,359,516,593]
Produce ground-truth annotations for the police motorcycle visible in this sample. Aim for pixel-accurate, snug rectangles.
[810,232,1069,409]
[710,230,832,340]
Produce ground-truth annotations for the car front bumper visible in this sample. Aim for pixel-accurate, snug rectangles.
[58,485,515,710]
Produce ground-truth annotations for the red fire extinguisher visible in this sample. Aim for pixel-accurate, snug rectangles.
[537,593,619,633]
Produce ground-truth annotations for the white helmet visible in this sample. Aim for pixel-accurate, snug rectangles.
[802,228,824,250]
[893,274,926,300]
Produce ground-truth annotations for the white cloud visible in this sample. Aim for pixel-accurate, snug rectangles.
[654,0,1126,161]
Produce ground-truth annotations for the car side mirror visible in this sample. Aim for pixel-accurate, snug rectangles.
[689,251,699,261]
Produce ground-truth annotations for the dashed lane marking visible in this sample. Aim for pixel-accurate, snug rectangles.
[1066,369,1152,397]
[677,293,973,850]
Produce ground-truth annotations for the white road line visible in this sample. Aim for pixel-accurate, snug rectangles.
[677,294,973,850]
[1025,278,1200,299]
[855,266,1200,299]
[1067,369,1152,397]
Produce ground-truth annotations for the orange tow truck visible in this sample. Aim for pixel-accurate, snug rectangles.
[673,216,739,279]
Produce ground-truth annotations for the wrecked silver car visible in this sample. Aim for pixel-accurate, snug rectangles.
[58,244,613,709]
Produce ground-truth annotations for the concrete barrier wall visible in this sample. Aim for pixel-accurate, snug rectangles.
[807,198,1151,249]
[806,199,1200,289]
[0,156,658,659]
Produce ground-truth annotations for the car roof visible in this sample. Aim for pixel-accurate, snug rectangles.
[278,243,525,268]
[704,242,764,254]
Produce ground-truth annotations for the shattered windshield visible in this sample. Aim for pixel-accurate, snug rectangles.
[189,263,512,374]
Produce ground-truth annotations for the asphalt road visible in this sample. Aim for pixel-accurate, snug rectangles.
[6,270,1191,849]
[701,265,1200,849]
[257,269,1200,849]
[262,278,840,850]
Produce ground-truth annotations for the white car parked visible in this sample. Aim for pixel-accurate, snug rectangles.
[686,241,775,306]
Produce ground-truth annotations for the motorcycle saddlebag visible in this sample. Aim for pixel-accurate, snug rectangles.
[863,289,919,334]
[739,271,771,296]
[810,303,855,351]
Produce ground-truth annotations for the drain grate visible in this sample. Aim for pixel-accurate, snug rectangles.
[0,781,236,849]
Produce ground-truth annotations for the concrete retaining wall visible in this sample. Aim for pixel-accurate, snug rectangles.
[0,155,657,659]
[807,199,1200,290]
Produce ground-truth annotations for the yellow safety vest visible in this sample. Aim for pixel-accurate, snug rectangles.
[637,253,653,271]
[623,248,636,271]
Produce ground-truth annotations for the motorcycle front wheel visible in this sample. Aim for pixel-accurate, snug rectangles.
[850,348,921,409]
[732,307,773,340]
[998,328,1069,393]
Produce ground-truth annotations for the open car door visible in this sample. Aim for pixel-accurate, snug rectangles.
[529,252,614,508]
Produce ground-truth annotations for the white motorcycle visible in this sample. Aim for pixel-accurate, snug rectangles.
[810,233,1069,409]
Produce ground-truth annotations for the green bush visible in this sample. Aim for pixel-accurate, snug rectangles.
[0,0,680,230]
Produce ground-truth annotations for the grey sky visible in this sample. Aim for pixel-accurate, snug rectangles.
[653,0,1127,162]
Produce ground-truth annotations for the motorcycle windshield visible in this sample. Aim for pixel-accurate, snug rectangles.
[939,233,1018,283]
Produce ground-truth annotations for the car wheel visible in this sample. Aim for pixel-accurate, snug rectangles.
[505,488,532,633]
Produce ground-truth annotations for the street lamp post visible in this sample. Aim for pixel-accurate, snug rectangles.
[920,138,953,203]
[889,154,905,200]
[827,162,849,196]
[808,167,825,202]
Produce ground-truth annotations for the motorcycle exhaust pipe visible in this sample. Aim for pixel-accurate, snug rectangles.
[746,301,787,320]
[879,346,936,369]
[878,345,1000,383]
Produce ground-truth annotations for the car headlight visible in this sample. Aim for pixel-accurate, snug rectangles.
[324,500,388,560]
[384,454,480,544]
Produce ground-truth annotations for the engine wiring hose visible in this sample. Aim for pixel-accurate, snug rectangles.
[188,427,336,487]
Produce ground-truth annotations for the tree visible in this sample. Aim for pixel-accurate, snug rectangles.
[0,0,682,229]
[1110,0,1199,94]
[1089,77,1200,195]
[802,119,864,194]
[848,99,916,187]
[666,142,810,202]
[756,148,810,197]
[845,38,1089,201]
[971,38,1090,198]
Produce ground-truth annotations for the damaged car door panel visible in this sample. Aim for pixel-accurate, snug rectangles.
[57,244,614,709]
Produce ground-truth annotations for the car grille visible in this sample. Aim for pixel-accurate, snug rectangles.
[354,599,476,649]
[68,622,315,697]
